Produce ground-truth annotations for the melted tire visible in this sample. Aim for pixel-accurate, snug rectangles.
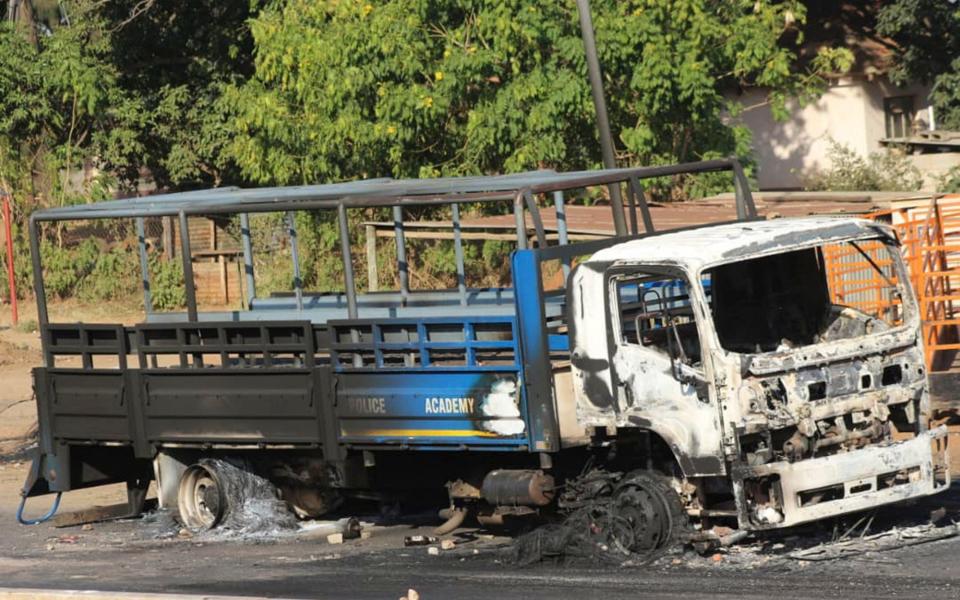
[613,471,687,559]
[177,463,227,530]
[512,468,688,565]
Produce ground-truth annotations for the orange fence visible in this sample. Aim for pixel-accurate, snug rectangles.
[863,195,960,371]
[823,238,903,327]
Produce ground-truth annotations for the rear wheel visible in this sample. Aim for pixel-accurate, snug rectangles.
[177,463,226,530]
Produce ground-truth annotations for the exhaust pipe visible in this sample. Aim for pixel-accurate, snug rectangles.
[434,506,467,535]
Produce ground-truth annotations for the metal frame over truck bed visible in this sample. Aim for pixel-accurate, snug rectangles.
[19,159,756,523]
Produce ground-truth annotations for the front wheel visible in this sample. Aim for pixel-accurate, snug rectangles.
[514,469,687,564]
[611,471,685,555]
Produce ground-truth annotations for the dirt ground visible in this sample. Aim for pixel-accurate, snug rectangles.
[5,301,960,599]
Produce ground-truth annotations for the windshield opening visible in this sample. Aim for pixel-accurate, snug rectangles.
[705,238,905,354]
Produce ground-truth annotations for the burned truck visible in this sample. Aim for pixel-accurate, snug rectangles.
[18,159,950,552]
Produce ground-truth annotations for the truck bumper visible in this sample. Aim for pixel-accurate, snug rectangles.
[735,426,951,530]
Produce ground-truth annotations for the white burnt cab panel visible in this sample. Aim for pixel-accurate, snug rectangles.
[569,218,950,530]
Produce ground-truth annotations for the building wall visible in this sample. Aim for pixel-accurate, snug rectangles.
[910,152,960,190]
[735,76,933,190]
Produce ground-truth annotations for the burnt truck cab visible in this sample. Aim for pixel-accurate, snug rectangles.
[569,216,951,530]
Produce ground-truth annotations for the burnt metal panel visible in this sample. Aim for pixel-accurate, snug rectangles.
[33,368,54,455]
[43,323,127,369]
[136,321,315,369]
[328,316,518,371]
[47,371,130,442]
[140,370,320,445]
[125,369,152,458]
[314,366,343,462]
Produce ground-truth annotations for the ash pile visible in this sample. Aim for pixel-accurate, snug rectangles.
[155,458,364,544]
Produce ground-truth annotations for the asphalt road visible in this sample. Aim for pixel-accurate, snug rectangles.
[3,490,960,600]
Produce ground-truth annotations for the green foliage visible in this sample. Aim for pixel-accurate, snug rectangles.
[149,255,186,311]
[40,238,100,298]
[228,0,849,199]
[104,0,260,188]
[15,319,38,334]
[480,239,513,287]
[878,1,960,130]
[0,1,860,308]
[936,167,960,194]
[33,237,140,302]
[78,245,139,303]
[0,2,145,210]
[803,140,923,192]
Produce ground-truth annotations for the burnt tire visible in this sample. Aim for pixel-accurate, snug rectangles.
[177,462,228,530]
[611,471,687,557]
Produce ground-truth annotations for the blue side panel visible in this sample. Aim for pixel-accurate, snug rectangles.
[511,250,561,452]
[336,371,528,448]
[328,316,530,449]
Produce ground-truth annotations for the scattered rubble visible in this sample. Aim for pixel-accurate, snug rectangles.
[299,517,362,541]
[787,522,960,561]
[404,535,439,547]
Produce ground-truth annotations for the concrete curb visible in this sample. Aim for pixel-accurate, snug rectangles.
[0,589,294,600]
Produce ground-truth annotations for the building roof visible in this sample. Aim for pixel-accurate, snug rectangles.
[797,3,896,78]
[458,190,925,236]
[586,216,889,272]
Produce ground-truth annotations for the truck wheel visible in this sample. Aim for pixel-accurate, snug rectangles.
[612,471,686,555]
[177,463,226,530]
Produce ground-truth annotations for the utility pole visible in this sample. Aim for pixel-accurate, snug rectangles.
[2,193,18,326]
[576,0,627,237]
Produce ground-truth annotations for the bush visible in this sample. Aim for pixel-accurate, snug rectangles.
[78,246,139,303]
[936,166,960,193]
[150,256,186,310]
[803,140,923,192]
[41,239,100,299]
[15,319,37,333]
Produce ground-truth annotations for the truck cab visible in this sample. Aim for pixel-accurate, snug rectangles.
[570,216,950,530]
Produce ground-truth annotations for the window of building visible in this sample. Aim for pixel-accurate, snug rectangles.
[884,96,915,139]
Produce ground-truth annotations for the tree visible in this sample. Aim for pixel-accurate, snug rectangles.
[0,0,145,212]
[877,0,960,130]
[0,0,260,211]
[103,0,260,189]
[227,0,851,198]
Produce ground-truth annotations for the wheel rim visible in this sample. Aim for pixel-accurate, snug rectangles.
[178,464,225,530]
[613,482,672,553]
